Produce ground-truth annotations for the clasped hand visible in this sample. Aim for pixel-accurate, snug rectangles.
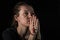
[29,15,39,35]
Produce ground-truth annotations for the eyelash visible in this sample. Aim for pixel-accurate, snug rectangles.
[31,13,35,16]
[24,12,35,17]
[23,13,28,17]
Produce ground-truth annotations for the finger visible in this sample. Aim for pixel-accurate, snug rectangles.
[30,16,33,28]
[35,19,39,29]
[34,16,37,28]
[31,16,33,25]
[33,15,34,25]
[30,17,31,25]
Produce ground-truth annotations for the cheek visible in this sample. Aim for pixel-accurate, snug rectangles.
[20,17,28,24]
[22,18,27,23]
[17,16,29,26]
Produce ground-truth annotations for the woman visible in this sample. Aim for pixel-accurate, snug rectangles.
[2,2,41,40]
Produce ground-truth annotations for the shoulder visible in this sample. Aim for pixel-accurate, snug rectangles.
[2,27,17,37]
[2,27,24,40]
[2,27,20,40]
[3,27,16,33]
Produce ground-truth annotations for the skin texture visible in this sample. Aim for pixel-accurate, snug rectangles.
[14,5,39,40]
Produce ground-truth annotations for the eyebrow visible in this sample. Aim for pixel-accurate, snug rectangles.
[24,10,34,13]
[23,9,36,16]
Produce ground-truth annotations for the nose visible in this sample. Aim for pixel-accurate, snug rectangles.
[28,13,32,18]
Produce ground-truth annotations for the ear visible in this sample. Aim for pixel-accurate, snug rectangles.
[14,15,18,21]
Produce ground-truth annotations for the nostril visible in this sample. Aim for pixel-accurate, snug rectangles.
[28,15,32,18]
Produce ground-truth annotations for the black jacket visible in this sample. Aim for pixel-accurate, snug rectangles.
[2,27,26,40]
[2,27,41,40]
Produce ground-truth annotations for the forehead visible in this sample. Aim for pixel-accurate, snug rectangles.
[19,6,34,12]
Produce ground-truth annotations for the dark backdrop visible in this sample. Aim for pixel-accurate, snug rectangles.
[0,0,60,40]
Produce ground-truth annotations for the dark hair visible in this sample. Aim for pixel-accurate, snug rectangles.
[11,2,32,27]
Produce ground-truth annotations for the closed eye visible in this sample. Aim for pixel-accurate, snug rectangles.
[31,13,35,16]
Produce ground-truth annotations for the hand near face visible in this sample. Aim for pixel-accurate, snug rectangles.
[29,15,39,35]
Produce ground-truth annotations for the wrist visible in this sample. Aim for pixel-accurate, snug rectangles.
[30,32,36,37]
[30,31,35,36]
[28,34,35,40]
[29,34,35,38]
[30,34,35,36]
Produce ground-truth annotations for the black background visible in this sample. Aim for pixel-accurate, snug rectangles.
[0,0,60,40]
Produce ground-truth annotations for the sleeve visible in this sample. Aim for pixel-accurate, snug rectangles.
[2,31,13,40]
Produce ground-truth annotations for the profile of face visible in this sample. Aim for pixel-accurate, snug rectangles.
[14,5,35,27]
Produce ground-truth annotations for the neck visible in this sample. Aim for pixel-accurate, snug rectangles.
[17,23,27,37]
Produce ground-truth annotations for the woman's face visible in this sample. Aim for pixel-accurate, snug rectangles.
[15,6,35,27]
